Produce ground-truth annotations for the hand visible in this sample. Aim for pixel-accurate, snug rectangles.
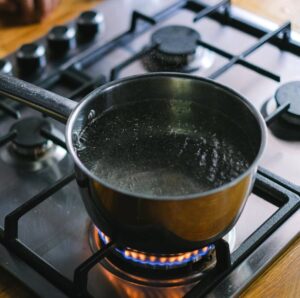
[18,0,61,23]
[0,0,16,13]
[0,0,61,24]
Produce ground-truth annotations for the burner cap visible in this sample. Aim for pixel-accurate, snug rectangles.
[275,81,300,125]
[145,26,202,71]
[151,26,200,56]
[2,117,66,169]
[11,117,52,148]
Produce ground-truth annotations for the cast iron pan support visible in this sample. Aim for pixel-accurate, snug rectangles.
[73,242,116,297]
[184,238,231,298]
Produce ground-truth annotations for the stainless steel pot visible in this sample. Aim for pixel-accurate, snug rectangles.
[0,73,266,253]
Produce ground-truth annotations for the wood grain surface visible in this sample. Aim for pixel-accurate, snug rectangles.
[1,0,300,297]
[242,238,300,298]
[232,0,300,32]
[0,0,99,57]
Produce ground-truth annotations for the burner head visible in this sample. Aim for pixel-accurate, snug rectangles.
[275,81,300,125]
[143,26,214,72]
[90,227,215,286]
[152,25,200,56]
[10,117,53,159]
[98,229,213,269]
[1,117,67,171]
[147,26,200,69]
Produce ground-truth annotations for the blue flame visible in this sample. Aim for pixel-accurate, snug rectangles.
[97,229,214,268]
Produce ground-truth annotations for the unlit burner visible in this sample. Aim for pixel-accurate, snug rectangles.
[1,117,67,171]
[262,81,300,140]
[143,25,214,72]
[275,81,300,126]
[97,228,214,269]
[10,117,54,159]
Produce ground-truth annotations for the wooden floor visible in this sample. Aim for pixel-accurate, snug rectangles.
[0,0,300,297]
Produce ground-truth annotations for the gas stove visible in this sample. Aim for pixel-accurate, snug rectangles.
[0,0,300,297]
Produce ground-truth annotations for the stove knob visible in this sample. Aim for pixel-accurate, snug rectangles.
[16,43,46,74]
[77,11,104,41]
[47,25,76,56]
[0,59,13,75]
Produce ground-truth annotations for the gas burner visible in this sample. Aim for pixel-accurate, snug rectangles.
[89,226,235,286]
[275,81,300,125]
[11,117,53,158]
[152,25,200,64]
[98,229,214,269]
[261,81,300,140]
[143,26,214,72]
[1,117,67,171]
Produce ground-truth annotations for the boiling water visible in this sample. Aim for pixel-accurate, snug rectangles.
[76,99,254,196]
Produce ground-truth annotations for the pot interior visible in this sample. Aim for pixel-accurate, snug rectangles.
[70,74,263,198]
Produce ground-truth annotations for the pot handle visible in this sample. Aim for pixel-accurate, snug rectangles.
[0,73,77,123]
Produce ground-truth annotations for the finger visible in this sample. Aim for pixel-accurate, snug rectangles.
[53,0,61,8]
[0,1,17,12]
[50,0,61,13]
[17,0,36,23]
[36,0,53,20]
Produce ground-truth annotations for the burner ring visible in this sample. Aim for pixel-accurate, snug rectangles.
[1,117,67,170]
[98,229,214,270]
[89,225,217,287]
[144,26,214,72]
[89,224,235,286]
[275,81,300,125]
[261,97,300,140]
[11,117,52,150]
[152,26,200,56]
[148,26,201,68]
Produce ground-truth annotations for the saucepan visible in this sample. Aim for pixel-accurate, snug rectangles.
[0,73,266,254]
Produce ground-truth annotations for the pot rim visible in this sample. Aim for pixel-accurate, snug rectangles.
[65,72,267,201]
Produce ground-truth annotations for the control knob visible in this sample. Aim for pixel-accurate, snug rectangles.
[77,10,104,41]
[16,43,46,74]
[48,25,76,56]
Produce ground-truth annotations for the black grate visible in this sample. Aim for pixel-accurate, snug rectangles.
[0,0,300,297]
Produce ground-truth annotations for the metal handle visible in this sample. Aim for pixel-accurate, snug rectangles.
[0,73,77,123]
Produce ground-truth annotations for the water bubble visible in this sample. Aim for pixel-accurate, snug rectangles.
[88,109,96,121]
[77,99,252,196]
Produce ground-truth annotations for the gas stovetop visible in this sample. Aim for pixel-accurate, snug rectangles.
[0,0,300,297]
